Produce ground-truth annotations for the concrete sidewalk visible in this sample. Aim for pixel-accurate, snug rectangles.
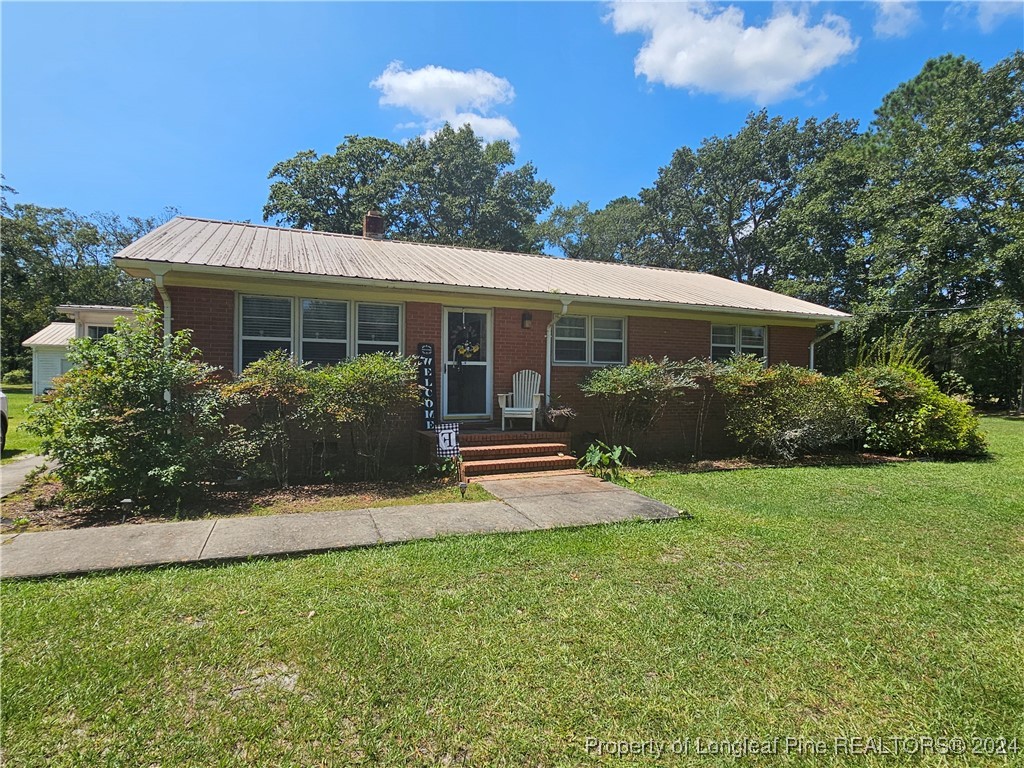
[1,455,50,498]
[0,474,679,579]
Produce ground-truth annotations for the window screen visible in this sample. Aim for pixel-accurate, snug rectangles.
[301,299,348,365]
[356,304,400,355]
[241,296,292,368]
[553,316,587,363]
[592,317,625,363]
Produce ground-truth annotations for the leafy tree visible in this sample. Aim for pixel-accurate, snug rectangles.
[263,124,554,252]
[849,53,1023,404]
[263,136,403,234]
[0,190,175,374]
[541,197,647,262]
[639,110,858,283]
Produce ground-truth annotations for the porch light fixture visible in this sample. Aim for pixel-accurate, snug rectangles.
[521,312,533,329]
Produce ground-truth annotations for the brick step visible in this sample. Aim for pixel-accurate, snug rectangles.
[459,430,569,447]
[461,454,579,478]
[460,442,570,461]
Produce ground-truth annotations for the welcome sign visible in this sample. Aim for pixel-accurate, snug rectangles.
[417,343,436,430]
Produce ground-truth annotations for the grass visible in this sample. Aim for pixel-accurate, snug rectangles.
[1,383,43,464]
[2,418,1022,766]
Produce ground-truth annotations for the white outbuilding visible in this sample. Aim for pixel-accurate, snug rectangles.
[22,305,135,395]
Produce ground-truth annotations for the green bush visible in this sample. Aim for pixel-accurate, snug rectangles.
[716,356,869,460]
[222,350,311,487]
[2,368,30,385]
[848,364,987,457]
[224,351,420,484]
[579,357,694,452]
[25,307,225,511]
[314,353,420,480]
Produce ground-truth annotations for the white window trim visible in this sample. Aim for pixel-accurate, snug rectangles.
[85,324,116,340]
[710,324,768,361]
[235,293,404,372]
[552,315,627,366]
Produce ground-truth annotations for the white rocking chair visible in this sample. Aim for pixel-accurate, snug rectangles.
[498,370,543,431]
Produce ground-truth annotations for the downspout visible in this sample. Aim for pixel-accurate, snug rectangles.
[154,273,172,403]
[809,320,842,372]
[545,298,572,405]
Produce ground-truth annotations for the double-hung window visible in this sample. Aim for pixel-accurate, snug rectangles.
[301,299,348,365]
[240,296,293,367]
[553,316,626,365]
[711,324,766,362]
[356,303,401,355]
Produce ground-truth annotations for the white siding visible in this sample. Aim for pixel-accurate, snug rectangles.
[32,348,70,395]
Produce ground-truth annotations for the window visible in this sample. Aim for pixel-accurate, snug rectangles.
[86,325,115,340]
[553,316,587,363]
[553,316,626,365]
[356,303,400,355]
[592,317,625,363]
[240,296,292,367]
[301,299,347,365]
[711,324,766,362]
[238,296,403,370]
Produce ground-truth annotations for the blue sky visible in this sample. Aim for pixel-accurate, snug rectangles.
[3,2,1021,225]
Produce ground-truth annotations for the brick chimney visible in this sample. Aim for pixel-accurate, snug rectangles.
[363,210,385,239]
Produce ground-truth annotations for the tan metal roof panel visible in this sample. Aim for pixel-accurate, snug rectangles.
[23,322,76,347]
[114,217,850,320]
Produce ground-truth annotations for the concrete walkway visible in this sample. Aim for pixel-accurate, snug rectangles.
[0,473,679,579]
[1,455,50,498]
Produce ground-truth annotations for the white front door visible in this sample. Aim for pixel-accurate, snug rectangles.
[441,308,492,419]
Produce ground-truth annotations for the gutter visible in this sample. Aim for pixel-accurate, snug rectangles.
[545,299,572,405]
[154,273,172,402]
[809,320,843,371]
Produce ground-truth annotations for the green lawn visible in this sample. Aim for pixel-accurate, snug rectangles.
[2,419,1021,766]
[1,383,44,464]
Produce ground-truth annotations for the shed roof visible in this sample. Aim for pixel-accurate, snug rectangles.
[23,322,76,348]
[115,216,850,321]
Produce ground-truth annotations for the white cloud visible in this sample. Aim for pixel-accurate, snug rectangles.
[945,1,1022,32]
[370,61,519,143]
[873,0,920,38]
[606,1,859,104]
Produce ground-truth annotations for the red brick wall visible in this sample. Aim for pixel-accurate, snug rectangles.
[492,308,553,410]
[156,285,235,373]
[768,325,815,367]
[627,315,712,362]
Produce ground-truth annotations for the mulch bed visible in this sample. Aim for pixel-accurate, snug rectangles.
[0,478,446,533]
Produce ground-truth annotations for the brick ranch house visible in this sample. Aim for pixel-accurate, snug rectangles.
[114,214,849,470]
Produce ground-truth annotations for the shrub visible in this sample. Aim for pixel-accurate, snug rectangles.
[579,357,694,451]
[25,307,225,511]
[314,353,420,480]
[848,364,987,457]
[2,369,30,385]
[716,356,869,460]
[222,351,311,487]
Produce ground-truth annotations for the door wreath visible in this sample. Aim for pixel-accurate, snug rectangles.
[449,322,481,368]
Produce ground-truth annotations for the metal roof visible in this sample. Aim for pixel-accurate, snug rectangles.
[23,323,76,347]
[114,216,850,321]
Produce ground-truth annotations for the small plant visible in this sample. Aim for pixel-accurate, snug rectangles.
[416,456,461,482]
[577,440,636,483]
[544,402,577,431]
